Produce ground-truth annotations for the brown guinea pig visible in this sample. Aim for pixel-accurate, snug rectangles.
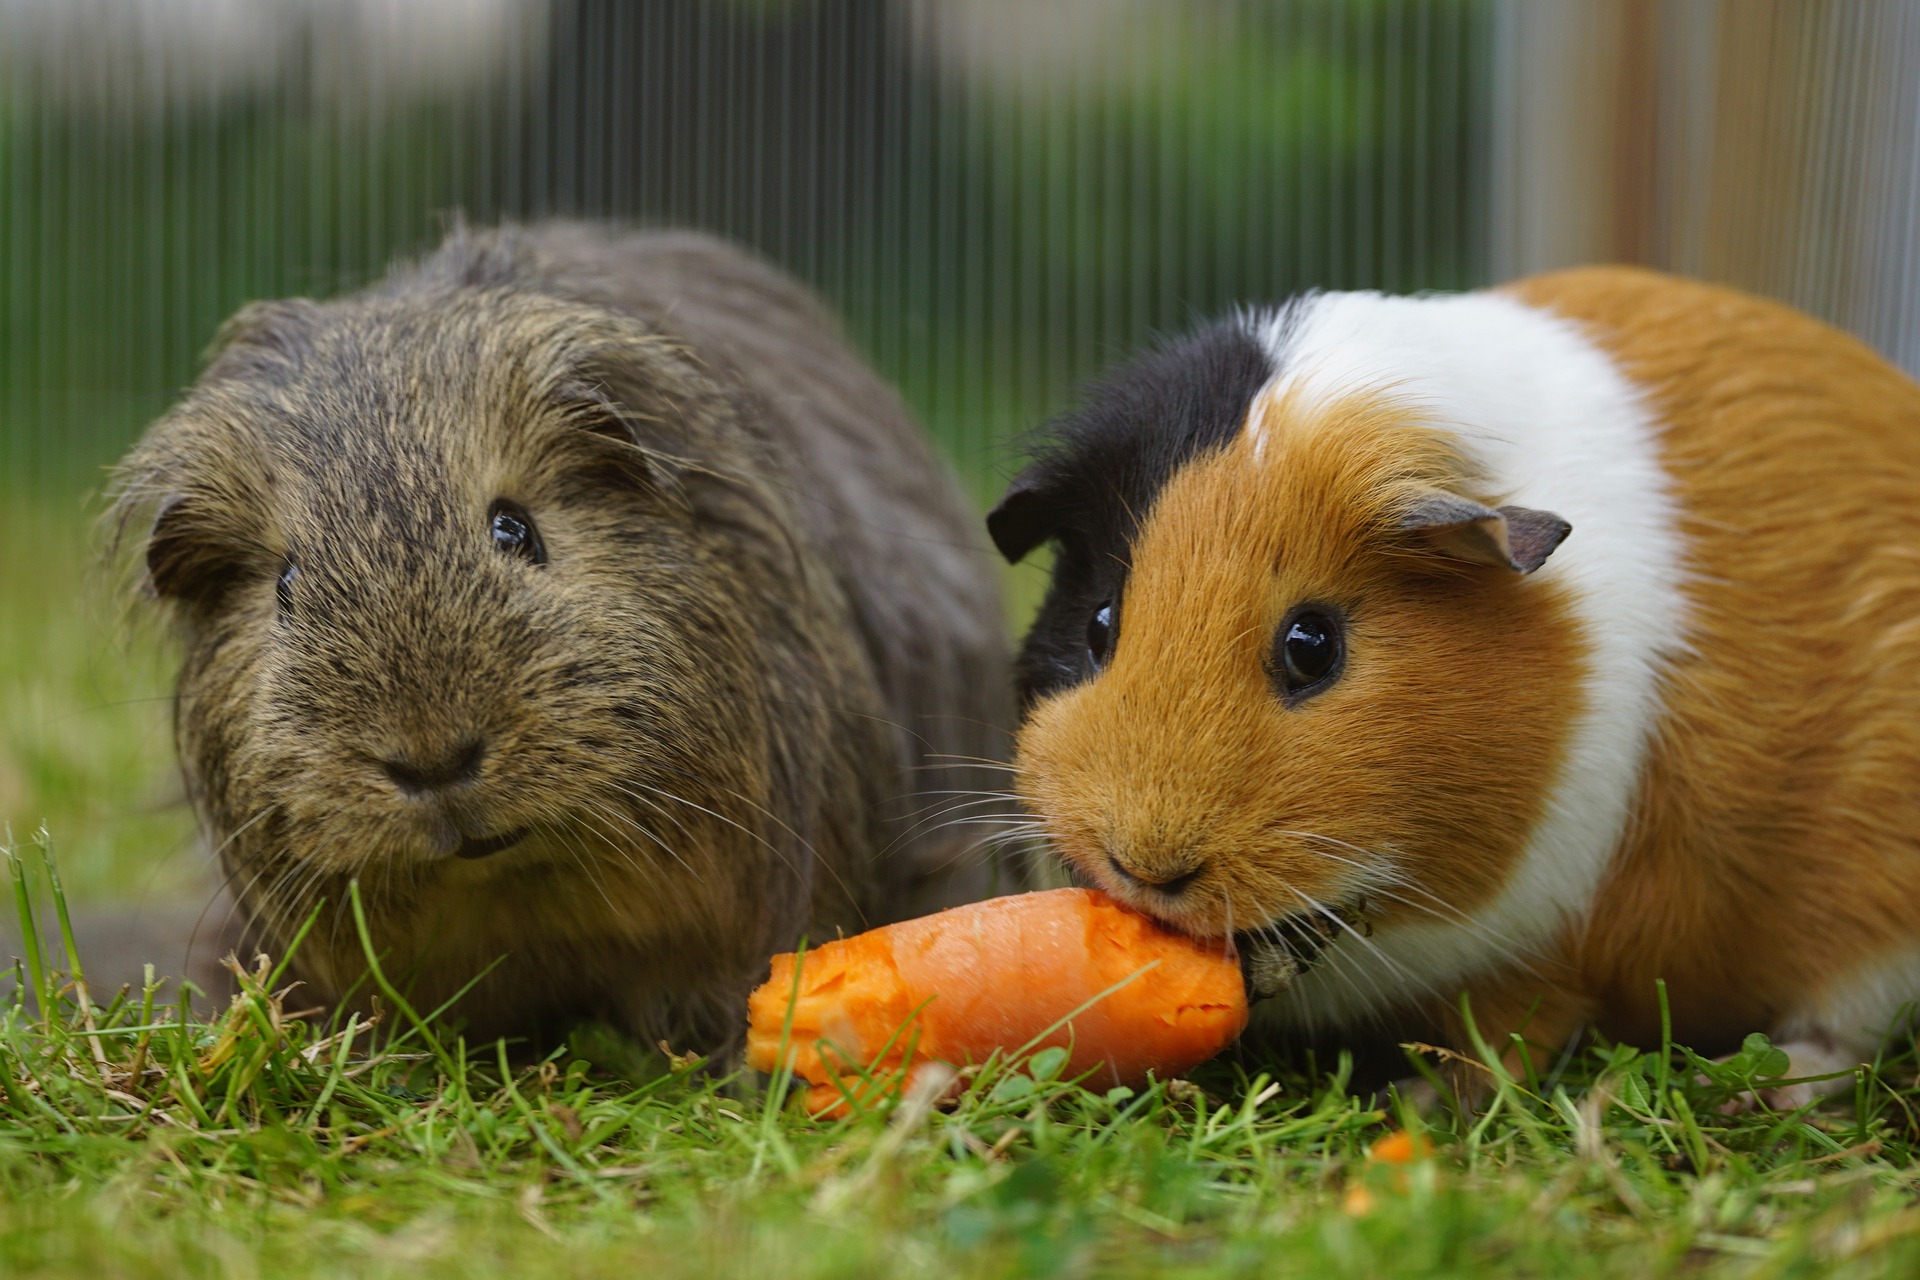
[108,221,1013,1051]
[989,267,1920,1101]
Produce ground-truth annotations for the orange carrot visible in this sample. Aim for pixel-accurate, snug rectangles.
[1349,1127,1436,1211]
[746,887,1248,1103]
[1368,1130,1433,1165]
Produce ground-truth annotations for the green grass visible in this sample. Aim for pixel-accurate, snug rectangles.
[4,492,1920,1278]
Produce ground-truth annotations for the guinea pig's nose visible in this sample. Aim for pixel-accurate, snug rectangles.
[381,739,486,795]
[1107,851,1205,896]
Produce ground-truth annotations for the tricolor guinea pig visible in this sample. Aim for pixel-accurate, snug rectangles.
[988,267,1920,1099]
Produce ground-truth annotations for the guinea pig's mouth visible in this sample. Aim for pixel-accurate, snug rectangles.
[1060,856,1369,998]
[1233,898,1371,1002]
[454,827,529,861]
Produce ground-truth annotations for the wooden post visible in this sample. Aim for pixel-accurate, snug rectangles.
[1490,0,1920,373]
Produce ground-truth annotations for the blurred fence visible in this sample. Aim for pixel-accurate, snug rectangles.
[0,0,1487,498]
[3,0,1919,504]
[1494,0,1920,377]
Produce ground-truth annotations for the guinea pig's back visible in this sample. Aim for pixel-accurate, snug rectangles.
[483,223,1016,910]
[1510,266,1920,1046]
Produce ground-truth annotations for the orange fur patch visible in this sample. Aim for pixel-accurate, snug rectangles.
[1510,267,1920,1053]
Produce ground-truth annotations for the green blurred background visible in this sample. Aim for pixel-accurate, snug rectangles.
[0,0,1488,495]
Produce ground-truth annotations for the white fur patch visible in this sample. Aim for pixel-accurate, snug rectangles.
[1241,289,1692,1034]
[1776,946,1920,1060]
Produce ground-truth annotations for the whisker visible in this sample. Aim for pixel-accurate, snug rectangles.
[1274,829,1548,978]
[1291,889,1416,994]
[914,754,1020,774]
[551,816,624,921]
[614,779,865,922]
[881,794,1032,852]
[585,795,698,882]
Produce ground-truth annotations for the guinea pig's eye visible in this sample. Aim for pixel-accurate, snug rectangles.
[1273,608,1343,700]
[275,560,297,615]
[1086,601,1116,670]
[488,499,546,566]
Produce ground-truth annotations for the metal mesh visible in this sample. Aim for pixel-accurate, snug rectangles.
[0,0,1487,498]
[6,1,1919,503]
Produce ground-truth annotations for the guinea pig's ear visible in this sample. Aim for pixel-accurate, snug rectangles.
[986,468,1060,563]
[1400,490,1571,574]
[143,495,241,605]
[557,379,645,445]
[549,375,663,487]
[204,299,323,380]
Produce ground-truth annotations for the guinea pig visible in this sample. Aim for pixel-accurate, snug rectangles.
[988,266,1920,1101]
[109,221,1013,1051]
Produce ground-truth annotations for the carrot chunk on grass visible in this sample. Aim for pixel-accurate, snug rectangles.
[746,887,1248,1102]
[1368,1129,1434,1165]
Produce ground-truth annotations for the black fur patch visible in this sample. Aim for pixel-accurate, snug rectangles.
[989,314,1284,708]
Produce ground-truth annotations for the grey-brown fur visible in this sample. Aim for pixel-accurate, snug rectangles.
[105,222,1013,1051]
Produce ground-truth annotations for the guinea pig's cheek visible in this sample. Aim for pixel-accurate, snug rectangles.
[1009,688,1088,792]
[1008,728,1078,855]
[1046,820,1109,887]
[1014,694,1147,893]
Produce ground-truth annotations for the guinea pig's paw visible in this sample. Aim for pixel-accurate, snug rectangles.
[1240,939,1305,1001]
[1708,1037,1861,1116]
[1236,908,1355,1001]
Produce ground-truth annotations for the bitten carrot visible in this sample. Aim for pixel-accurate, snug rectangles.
[746,887,1248,1104]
